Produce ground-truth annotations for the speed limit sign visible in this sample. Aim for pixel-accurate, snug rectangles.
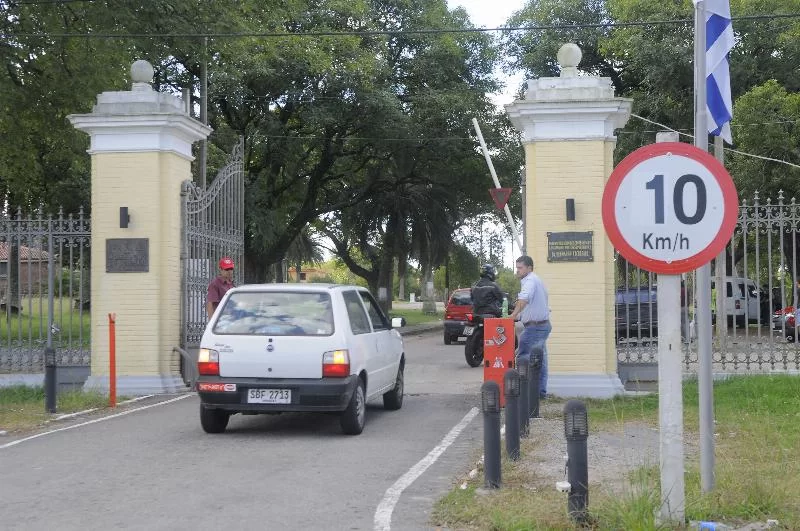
[602,142,738,274]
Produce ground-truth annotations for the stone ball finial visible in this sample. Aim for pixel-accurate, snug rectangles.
[557,43,582,68]
[131,60,154,84]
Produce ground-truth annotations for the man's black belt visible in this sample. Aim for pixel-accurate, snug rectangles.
[524,319,549,326]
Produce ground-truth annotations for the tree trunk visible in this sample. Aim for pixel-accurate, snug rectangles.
[398,257,406,301]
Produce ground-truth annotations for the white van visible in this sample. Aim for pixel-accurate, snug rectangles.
[710,276,762,325]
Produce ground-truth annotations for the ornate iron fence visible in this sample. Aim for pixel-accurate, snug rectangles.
[617,191,800,375]
[0,208,91,373]
[181,138,245,349]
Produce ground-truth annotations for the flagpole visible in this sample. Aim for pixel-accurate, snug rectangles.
[694,0,716,495]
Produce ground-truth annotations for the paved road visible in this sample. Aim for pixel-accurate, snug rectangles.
[0,331,485,531]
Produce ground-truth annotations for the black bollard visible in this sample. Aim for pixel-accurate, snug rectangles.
[517,357,530,437]
[503,369,521,460]
[44,346,56,413]
[481,381,502,488]
[530,346,543,418]
[564,400,589,523]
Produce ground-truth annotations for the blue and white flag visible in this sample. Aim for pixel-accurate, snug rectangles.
[695,0,735,144]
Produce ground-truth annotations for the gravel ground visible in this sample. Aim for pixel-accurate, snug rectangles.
[521,401,670,495]
[515,401,780,531]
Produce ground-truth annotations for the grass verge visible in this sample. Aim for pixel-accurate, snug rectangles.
[0,385,114,433]
[432,375,800,530]
[389,307,442,326]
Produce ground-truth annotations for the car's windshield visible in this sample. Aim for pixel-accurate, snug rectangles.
[213,291,334,336]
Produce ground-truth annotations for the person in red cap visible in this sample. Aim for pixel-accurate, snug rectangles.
[206,256,236,318]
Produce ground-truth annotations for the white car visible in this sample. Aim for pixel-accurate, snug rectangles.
[196,283,406,435]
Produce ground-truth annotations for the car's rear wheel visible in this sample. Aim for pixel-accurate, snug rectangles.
[200,405,230,434]
[444,332,452,345]
[341,380,366,435]
[383,364,404,410]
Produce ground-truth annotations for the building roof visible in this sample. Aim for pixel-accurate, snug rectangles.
[0,243,50,261]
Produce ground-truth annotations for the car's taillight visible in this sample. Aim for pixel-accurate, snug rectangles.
[322,349,350,378]
[198,348,220,376]
[466,313,473,322]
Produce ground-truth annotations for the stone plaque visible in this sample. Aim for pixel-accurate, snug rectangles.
[547,231,593,262]
[106,238,149,273]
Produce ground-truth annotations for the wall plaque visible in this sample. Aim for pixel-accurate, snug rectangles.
[547,231,593,262]
[106,238,149,273]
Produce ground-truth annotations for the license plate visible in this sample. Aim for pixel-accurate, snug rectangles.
[247,388,291,404]
[463,326,474,336]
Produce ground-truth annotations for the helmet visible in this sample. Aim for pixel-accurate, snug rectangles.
[479,264,496,281]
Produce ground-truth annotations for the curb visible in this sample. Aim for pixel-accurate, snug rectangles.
[398,322,442,336]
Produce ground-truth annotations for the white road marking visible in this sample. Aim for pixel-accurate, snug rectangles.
[0,394,194,450]
[48,395,156,422]
[374,407,479,531]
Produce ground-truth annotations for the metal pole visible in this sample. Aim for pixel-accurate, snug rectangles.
[472,118,524,254]
[520,165,527,255]
[481,381,502,488]
[503,369,521,461]
[695,0,716,496]
[199,37,208,188]
[44,232,56,413]
[655,131,685,522]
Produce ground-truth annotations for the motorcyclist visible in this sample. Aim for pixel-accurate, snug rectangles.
[471,264,504,318]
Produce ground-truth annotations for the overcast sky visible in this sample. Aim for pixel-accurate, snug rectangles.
[447,0,528,264]
[446,0,527,106]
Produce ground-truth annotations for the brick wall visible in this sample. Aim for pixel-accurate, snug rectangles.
[89,151,187,377]
[524,140,618,375]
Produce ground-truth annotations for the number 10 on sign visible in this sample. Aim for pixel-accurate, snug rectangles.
[602,142,738,275]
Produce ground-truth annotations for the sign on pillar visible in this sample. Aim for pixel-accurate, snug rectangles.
[601,141,738,523]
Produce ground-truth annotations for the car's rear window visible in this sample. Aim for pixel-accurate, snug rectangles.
[450,291,472,306]
[213,291,334,336]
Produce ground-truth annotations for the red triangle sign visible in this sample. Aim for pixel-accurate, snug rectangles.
[489,188,512,210]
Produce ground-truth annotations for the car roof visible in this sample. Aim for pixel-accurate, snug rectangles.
[230,283,365,293]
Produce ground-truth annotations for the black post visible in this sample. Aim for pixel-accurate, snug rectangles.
[530,346,543,418]
[564,400,589,523]
[517,357,530,437]
[481,380,502,488]
[503,369,521,460]
[44,232,56,414]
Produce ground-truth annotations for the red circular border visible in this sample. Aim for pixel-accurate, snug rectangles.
[601,142,739,275]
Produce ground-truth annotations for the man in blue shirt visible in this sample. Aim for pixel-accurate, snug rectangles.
[509,255,551,398]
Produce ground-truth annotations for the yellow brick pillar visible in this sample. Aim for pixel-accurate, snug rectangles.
[506,44,632,398]
[68,60,211,395]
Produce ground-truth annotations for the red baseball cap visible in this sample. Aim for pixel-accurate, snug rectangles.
[219,257,235,270]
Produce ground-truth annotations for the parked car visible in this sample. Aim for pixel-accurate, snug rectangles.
[196,284,406,435]
[615,286,659,340]
[772,306,797,342]
[443,288,473,344]
[711,276,765,326]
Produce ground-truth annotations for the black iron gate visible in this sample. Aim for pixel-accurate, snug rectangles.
[180,138,245,350]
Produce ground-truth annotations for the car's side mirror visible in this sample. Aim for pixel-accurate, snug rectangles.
[391,317,406,328]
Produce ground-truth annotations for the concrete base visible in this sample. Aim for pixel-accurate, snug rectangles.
[549,373,625,398]
[83,374,189,396]
[0,367,90,391]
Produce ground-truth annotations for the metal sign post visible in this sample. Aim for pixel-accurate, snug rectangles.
[602,140,738,524]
